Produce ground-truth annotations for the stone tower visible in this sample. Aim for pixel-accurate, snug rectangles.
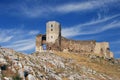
[46,21,61,43]
[35,21,113,58]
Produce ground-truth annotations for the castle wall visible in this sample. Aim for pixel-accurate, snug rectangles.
[61,37,96,53]
[110,52,114,58]
[94,42,111,58]
[35,21,114,58]
[36,34,46,52]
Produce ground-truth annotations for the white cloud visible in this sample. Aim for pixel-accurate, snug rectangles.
[111,40,120,44]
[20,6,45,17]
[5,39,35,51]
[0,36,13,43]
[0,29,15,43]
[13,39,33,44]
[75,14,120,27]
[62,14,120,37]
[29,30,40,35]
[56,0,102,13]
[114,51,120,55]
[18,0,119,17]
[56,0,119,13]
[62,27,80,37]
[56,2,92,13]
[16,43,35,51]
[0,28,39,52]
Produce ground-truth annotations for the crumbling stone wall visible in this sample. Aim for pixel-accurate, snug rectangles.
[46,37,61,51]
[94,42,111,58]
[110,52,114,58]
[51,37,113,58]
[36,34,46,52]
[36,34,113,58]
[61,37,96,53]
[36,34,42,52]
[35,21,114,58]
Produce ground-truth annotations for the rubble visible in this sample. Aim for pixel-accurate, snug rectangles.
[0,47,120,80]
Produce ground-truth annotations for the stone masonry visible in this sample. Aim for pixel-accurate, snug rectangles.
[36,21,113,58]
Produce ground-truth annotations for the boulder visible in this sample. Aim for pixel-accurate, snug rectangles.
[49,73,62,80]
[3,77,12,80]
[18,69,25,79]
[0,58,7,64]
[68,73,81,80]
[27,74,36,80]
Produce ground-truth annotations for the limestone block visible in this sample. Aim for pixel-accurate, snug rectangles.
[110,52,114,58]
[0,58,7,64]
[63,49,68,52]
[18,69,25,79]
[27,74,36,80]
[94,42,111,58]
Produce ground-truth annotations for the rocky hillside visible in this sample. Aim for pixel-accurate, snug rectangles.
[0,47,120,80]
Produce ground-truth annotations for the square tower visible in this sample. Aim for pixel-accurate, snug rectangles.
[46,21,61,43]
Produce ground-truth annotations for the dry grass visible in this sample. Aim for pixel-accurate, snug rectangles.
[46,62,55,68]
[53,51,120,79]
[53,51,89,62]
[62,77,68,80]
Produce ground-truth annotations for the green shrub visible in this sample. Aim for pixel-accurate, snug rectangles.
[12,75,22,80]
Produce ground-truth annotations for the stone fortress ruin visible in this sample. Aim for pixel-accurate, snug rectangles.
[36,21,113,58]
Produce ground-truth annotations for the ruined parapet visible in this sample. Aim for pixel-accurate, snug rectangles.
[36,34,43,52]
[35,21,114,58]
[61,37,96,53]
[94,42,111,58]
[46,38,61,51]
[46,21,61,44]
[110,52,114,58]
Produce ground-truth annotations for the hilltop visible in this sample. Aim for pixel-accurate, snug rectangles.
[36,21,113,59]
[0,47,120,80]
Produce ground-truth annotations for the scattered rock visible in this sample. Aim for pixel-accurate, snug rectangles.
[27,74,36,80]
[18,69,25,79]
[0,47,119,80]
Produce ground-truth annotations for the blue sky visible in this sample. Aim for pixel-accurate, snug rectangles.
[0,0,120,58]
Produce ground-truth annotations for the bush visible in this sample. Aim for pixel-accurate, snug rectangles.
[12,75,22,80]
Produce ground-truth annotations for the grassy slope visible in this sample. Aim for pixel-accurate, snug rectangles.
[53,51,120,79]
